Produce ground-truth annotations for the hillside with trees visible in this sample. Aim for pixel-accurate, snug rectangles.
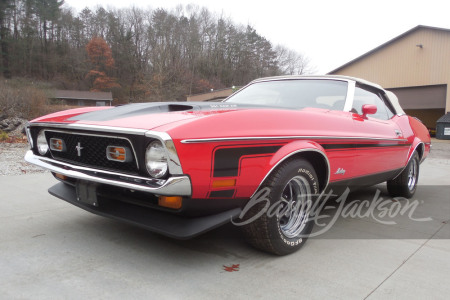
[0,0,312,104]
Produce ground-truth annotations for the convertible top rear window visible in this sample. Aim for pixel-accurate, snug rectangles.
[225,79,348,110]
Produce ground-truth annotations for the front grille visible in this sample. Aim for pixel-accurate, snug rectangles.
[45,131,139,174]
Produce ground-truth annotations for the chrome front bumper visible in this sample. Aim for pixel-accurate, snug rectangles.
[24,150,192,196]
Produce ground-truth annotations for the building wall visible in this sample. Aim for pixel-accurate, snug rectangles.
[330,27,450,113]
[52,98,111,107]
[387,84,447,109]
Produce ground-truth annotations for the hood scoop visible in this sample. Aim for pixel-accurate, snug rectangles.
[68,102,196,122]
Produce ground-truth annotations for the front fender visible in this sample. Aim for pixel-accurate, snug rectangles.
[251,140,330,197]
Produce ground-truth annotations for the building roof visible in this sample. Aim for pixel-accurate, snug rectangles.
[437,113,450,123]
[53,90,113,101]
[328,25,450,74]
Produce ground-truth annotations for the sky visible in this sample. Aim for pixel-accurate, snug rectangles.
[63,0,450,74]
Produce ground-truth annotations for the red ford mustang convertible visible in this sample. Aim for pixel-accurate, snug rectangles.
[25,75,431,255]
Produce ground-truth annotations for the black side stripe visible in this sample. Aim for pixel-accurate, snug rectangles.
[209,189,235,198]
[212,142,411,178]
[213,146,281,177]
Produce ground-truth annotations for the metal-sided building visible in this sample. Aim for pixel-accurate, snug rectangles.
[51,90,113,107]
[329,25,450,132]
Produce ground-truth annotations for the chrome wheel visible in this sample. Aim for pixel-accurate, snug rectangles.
[279,176,313,238]
[407,158,418,191]
[387,152,420,199]
[241,158,318,255]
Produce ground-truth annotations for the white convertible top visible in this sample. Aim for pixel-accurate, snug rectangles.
[385,90,405,115]
[252,75,384,90]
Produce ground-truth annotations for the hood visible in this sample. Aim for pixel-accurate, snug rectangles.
[31,101,352,142]
[31,102,277,130]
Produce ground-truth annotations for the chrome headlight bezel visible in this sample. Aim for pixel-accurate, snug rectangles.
[37,130,49,155]
[145,140,169,178]
[25,126,34,149]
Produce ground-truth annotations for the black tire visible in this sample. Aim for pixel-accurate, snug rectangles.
[241,158,319,255]
[387,152,420,198]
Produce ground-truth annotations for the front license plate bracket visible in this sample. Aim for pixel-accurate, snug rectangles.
[76,180,99,207]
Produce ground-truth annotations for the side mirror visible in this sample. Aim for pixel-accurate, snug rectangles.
[361,104,377,118]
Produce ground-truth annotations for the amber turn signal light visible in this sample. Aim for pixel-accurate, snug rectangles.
[54,173,68,180]
[158,196,183,209]
[106,146,130,162]
[212,179,236,189]
[49,138,66,152]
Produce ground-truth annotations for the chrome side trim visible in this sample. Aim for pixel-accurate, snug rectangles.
[42,129,140,169]
[25,151,192,196]
[181,136,409,144]
[250,148,330,198]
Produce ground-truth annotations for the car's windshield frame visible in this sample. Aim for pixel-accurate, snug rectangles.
[224,78,358,112]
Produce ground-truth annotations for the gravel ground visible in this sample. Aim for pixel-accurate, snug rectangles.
[0,138,449,176]
[0,142,48,176]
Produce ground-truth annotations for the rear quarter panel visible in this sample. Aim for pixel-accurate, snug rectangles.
[394,115,431,162]
[408,116,431,160]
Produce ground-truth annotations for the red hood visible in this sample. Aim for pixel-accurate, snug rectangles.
[31,102,352,140]
[31,102,240,130]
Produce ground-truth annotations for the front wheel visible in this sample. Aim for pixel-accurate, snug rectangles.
[387,152,420,198]
[241,158,319,255]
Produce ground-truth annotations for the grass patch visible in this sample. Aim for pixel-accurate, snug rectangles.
[0,130,9,141]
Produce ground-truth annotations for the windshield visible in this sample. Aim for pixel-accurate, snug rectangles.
[225,79,348,110]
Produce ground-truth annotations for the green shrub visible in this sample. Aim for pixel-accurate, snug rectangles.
[0,130,9,141]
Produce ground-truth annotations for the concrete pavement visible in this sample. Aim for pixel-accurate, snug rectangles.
[0,147,449,299]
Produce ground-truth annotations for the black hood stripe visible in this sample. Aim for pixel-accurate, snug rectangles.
[68,102,283,122]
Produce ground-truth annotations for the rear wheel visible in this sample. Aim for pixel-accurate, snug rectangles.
[387,152,420,198]
[241,159,319,255]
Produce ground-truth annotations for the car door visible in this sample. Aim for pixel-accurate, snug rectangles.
[348,84,410,180]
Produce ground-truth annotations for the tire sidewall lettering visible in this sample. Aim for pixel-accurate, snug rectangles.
[297,168,319,194]
[275,167,318,248]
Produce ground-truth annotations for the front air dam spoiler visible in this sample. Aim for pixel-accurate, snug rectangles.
[48,182,242,239]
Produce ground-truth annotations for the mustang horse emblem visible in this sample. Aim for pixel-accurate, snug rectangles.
[75,142,84,157]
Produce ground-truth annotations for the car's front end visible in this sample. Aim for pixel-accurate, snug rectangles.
[25,119,244,239]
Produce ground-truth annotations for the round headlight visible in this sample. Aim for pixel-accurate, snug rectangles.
[145,140,168,178]
[37,130,49,155]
